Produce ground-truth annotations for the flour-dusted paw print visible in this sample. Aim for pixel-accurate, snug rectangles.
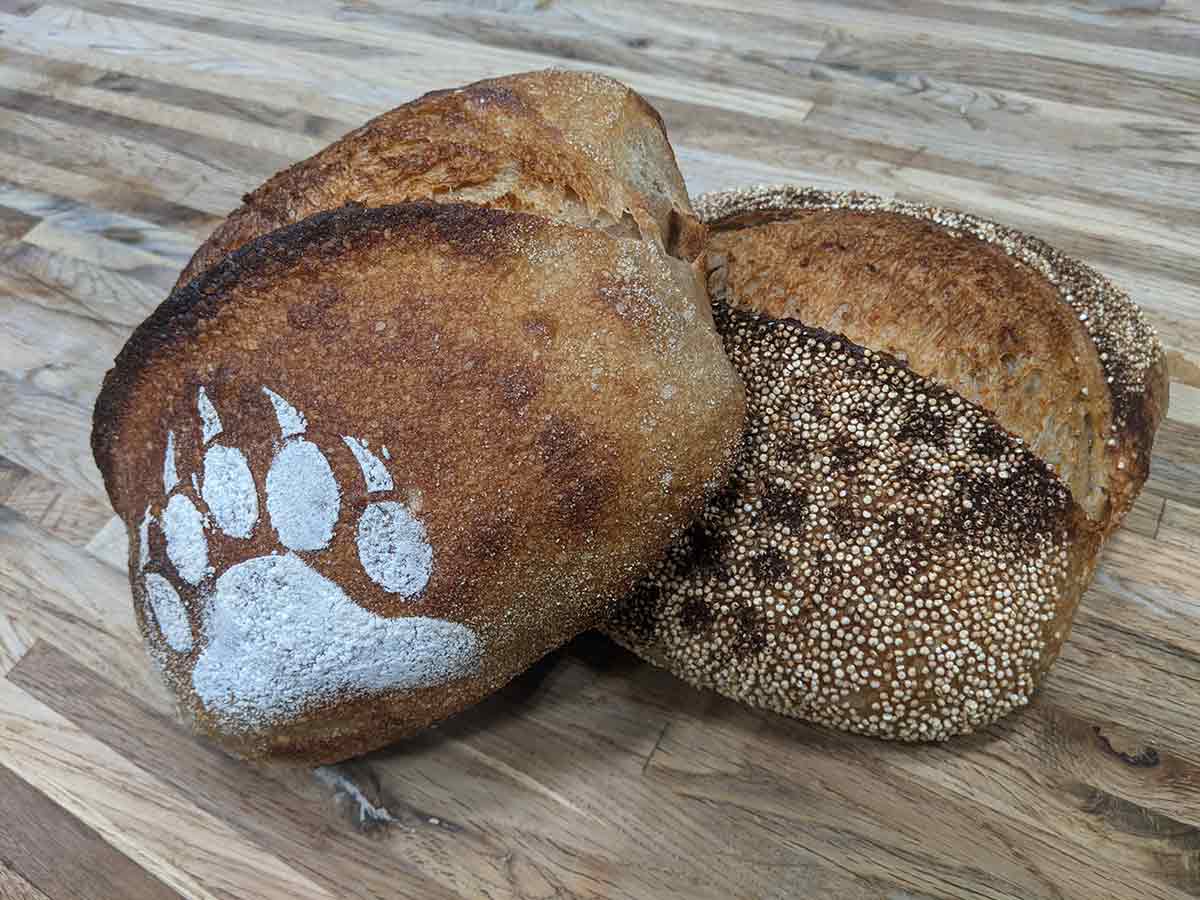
[134,386,480,728]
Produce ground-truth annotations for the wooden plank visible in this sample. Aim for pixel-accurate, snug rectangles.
[1143,420,1200,509]
[0,676,336,900]
[0,203,38,240]
[0,178,199,270]
[0,863,52,900]
[84,513,126,571]
[0,374,106,497]
[0,762,186,900]
[683,0,1200,80]
[833,0,1200,57]
[48,0,817,124]
[1167,382,1200,429]
[0,456,114,548]
[1119,490,1164,541]
[0,603,33,677]
[0,61,332,161]
[0,46,353,143]
[0,148,221,239]
[0,240,166,328]
[643,699,1200,900]
[0,106,261,216]
[1158,500,1200,555]
[0,14,383,127]
[7,641,498,900]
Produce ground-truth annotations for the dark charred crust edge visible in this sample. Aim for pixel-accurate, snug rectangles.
[91,201,545,498]
[697,185,1168,532]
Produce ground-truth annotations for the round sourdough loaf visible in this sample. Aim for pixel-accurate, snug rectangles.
[93,202,743,763]
[175,68,704,289]
[605,186,1167,741]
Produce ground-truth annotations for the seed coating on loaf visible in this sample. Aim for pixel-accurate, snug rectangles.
[607,304,1099,740]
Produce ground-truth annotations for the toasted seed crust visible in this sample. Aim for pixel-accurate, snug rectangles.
[606,303,1101,741]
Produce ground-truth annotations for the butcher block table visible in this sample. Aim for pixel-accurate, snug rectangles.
[1,2,1199,898]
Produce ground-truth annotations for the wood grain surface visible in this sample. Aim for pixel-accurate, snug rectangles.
[0,2,1198,898]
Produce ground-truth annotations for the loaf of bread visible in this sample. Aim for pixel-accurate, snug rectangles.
[176,68,704,288]
[92,75,744,763]
[606,186,1167,741]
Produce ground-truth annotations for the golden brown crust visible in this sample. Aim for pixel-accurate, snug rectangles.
[606,304,1102,741]
[95,202,743,763]
[697,186,1167,535]
[175,69,703,289]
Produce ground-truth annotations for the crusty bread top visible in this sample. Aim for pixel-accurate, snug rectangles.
[696,186,1169,532]
[93,202,744,744]
[176,69,702,289]
[608,302,1101,741]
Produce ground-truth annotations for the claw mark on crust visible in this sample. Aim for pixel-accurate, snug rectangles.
[343,436,394,492]
[198,387,223,443]
[262,387,307,437]
[202,445,258,538]
[163,493,210,585]
[163,430,179,493]
[145,573,192,652]
[138,506,152,571]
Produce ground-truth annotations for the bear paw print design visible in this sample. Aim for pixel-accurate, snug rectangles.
[135,385,480,728]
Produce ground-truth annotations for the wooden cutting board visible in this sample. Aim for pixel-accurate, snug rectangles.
[1,2,1198,898]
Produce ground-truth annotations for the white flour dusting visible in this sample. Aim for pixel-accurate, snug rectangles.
[202,445,258,538]
[138,506,152,571]
[163,430,179,493]
[162,493,210,585]
[343,437,394,492]
[313,766,397,827]
[191,553,479,726]
[265,439,340,550]
[144,572,193,652]
[262,387,307,437]
[356,501,433,596]
[197,387,223,443]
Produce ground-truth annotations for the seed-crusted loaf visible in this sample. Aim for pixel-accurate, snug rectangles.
[605,186,1167,741]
